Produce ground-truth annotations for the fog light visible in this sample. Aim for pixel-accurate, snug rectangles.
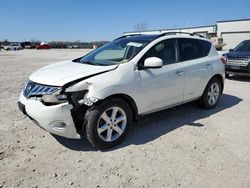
[50,122,67,129]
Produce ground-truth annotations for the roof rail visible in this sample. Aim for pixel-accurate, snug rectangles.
[114,34,142,41]
[157,32,205,38]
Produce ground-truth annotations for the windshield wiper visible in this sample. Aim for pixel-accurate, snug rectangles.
[79,60,117,66]
[80,61,95,65]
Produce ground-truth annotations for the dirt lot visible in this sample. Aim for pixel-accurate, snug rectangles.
[0,49,250,188]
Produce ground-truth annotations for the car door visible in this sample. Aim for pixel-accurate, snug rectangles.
[177,38,212,101]
[137,39,185,114]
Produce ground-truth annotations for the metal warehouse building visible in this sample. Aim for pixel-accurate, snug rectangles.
[124,19,250,50]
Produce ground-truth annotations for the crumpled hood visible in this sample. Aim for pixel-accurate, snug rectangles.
[29,60,118,86]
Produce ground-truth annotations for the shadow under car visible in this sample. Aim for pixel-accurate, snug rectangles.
[53,93,242,151]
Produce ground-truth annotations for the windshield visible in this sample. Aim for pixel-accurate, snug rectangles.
[10,43,19,46]
[77,36,156,66]
[234,40,250,52]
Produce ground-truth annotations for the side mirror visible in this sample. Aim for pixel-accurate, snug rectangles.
[229,49,234,52]
[144,57,163,69]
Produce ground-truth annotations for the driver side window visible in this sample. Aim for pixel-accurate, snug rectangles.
[139,39,178,68]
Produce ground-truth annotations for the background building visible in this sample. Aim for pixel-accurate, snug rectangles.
[124,19,250,50]
[216,19,250,49]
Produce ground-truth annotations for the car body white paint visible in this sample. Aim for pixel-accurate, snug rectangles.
[29,60,118,86]
[19,34,225,139]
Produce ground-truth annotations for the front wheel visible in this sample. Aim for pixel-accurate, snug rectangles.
[225,73,230,79]
[199,78,222,109]
[84,98,132,149]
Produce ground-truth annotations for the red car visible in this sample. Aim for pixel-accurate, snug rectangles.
[36,44,52,49]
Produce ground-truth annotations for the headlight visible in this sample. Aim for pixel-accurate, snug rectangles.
[42,89,68,104]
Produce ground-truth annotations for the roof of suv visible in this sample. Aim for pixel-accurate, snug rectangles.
[119,32,206,42]
[115,34,159,41]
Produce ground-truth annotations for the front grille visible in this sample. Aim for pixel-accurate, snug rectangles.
[227,59,249,66]
[23,81,59,98]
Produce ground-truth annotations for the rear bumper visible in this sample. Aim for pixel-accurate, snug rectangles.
[18,93,80,139]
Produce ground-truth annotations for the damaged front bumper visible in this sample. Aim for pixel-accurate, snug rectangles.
[18,93,81,139]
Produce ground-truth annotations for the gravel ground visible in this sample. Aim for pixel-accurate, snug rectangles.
[0,49,250,188]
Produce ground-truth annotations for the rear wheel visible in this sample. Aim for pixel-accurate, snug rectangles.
[84,98,132,149]
[199,78,222,109]
[225,73,230,79]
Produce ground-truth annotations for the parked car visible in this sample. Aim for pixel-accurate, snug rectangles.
[29,44,39,49]
[3,43,22,50]
[18,33,225,149]
[223,40,250,78]
[68,45,80,49]
[36,44,52,49]
[20,42,31,49]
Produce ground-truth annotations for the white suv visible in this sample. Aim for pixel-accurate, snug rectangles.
[18,33,225,148]
[4,43,22,50]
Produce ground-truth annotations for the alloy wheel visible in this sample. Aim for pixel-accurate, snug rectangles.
[97,107,127,142]
[207,82,220,105]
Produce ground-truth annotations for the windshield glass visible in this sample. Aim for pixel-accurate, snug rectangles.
[77,35,156,66]
[234,40,250,52]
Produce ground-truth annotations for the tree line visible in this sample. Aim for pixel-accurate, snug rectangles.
[0,39,108,49]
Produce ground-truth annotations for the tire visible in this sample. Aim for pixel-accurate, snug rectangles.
[84,98,132,149]
[225,73,230,79]
[199,77,222,109]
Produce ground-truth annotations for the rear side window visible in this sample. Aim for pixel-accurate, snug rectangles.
[178,38,211,61]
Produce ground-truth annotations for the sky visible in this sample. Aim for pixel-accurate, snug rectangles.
[1,0,250,42]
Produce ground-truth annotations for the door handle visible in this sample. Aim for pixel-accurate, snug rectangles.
[176,70,184,76]
[206,64,212,68]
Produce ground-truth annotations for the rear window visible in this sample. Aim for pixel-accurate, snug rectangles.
[178,38,211,61]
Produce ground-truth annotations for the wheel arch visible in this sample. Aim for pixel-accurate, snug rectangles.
[101,93,139,121]
[202,74,224,96]
[210,74,224,94]
[199,74,224,109]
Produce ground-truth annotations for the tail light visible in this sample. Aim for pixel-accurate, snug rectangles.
[220,56,227,64]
